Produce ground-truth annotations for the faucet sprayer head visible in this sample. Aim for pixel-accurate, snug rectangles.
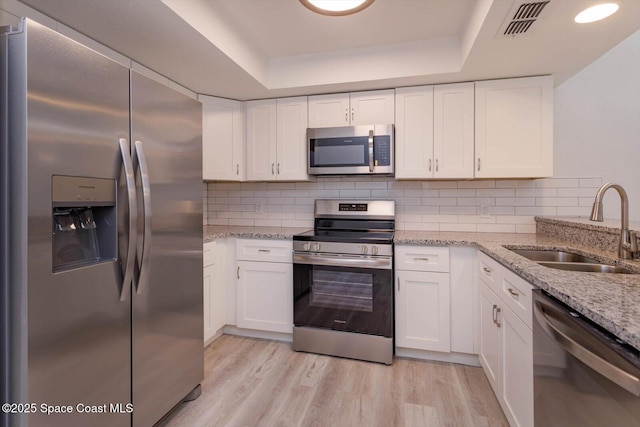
[590,201,604,221]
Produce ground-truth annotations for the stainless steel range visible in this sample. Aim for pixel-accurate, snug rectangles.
[292,200,395,364]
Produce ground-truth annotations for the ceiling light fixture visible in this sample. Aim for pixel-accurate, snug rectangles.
[574,3,619,23]
[299,0,375,16]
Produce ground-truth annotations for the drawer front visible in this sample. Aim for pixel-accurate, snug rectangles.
[478,251,501,293]
[204,241,216,267]
[235,238,293,263]
[395,246,450,272]
[500,268,534,329]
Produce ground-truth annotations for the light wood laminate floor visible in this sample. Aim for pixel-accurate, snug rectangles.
[161,335,508,427]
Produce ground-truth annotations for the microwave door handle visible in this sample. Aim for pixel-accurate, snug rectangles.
[368,130,374,173]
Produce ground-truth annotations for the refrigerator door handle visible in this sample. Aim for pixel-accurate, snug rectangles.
[119,138,137,301]
[134,140,152,295]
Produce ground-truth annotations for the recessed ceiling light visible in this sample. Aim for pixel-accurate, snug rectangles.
[299,0,375,16]
[574,3,619,23]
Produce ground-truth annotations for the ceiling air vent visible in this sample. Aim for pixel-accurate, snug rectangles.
[499,1,551,37]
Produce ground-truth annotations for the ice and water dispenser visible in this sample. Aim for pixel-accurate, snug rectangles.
[52,175,117,272]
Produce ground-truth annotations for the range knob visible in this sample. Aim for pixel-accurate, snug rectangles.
[361,245,368,254]
[313,243,321,252]
[372,245,379,255]
[303,242,311,251]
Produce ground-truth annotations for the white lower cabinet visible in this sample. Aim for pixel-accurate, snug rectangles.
[236,239,293,334]
[395,246,451,352]
[478,252,533,427]
[203,241,226,344]
[395,270,450,352]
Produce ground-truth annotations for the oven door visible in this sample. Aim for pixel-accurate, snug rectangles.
[293,252,393,337]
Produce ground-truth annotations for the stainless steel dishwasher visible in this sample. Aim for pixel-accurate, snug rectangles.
[533,290,640,426]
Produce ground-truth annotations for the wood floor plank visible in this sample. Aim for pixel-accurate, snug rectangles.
[161,335,509,427]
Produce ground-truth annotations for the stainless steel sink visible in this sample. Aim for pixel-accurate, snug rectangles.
[537,262,636,274]
[510,249,599,263]
[508,248,638,274]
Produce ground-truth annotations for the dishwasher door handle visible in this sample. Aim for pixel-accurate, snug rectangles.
[534,299,640,397]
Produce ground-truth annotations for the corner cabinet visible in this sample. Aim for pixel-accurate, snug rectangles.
[395,83,474,179]
[478,252,534,427]
[235,239,293,333]
[475,76,553,178]
[201,95,245,181]
[246,97,309,181]
[308,89,395,128]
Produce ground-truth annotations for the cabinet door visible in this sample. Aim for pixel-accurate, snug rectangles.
[350,89,395,125]
[502,306,534,427]
[479,281,503,397]
[203,264,214,343]
[237,261,293,333]
[276,96,309,181]
[308,93,349,128]
[434,83,474,179]
[246,99,277,180]
[202,96,244,181]
[395,270,450,352]
[394,86,434,179]
[475,76,553,178]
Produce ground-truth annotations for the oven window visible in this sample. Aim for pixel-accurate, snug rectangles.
[310,270,373,312]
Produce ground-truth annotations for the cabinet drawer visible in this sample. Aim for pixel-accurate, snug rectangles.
[395,246,449,272]
[204,241,216,267]
[235,238,293,263]
[500,268,534,329]
[478,251,501,292]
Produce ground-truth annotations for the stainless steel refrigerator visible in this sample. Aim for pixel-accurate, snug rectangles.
[0,18,203,427]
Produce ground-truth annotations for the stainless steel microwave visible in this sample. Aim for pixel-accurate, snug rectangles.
[307,124,394,176]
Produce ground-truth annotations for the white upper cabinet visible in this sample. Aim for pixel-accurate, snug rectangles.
[246,97,309,181]
[395,86,434,179]
[276,97,309,181]
[308,89,394,128]
[475,75,553,178]
[395,83,474,179]
[246,99,277,181]
[434,82,474,179]
[202,95,245,181]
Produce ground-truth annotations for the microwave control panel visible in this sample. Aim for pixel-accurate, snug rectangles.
[373,136,391,166]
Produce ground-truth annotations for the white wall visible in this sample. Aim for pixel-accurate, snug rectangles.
[555,30,640,221]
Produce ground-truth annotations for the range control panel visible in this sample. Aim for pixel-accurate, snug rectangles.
[339,203,368,212]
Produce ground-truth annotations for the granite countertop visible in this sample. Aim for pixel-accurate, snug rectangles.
[395,230,640,352]
[205,225,640,351]
[203,225,310,243]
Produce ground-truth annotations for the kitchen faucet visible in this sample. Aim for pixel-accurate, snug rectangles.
[590,182,639,259]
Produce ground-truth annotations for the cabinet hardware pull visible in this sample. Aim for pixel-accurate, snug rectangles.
[397,277,400,292]
[271,163,275,175]
[237,266,240,279]
[258,249,271,253]
[435,159,439,172]
[236,164,239,175]
[277,163,280,175]
[496,307,501,327]
[351,108,354,122]
[492,304,497,324]
[483,267,492,275]
[414,257,430,262]
[477,158,481,171]
[345,108,348,122]
[508,288,519,298]
[429,159,432,172]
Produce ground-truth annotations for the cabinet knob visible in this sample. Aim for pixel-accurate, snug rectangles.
[303,243,311,251]
[361,245,368,254]
[372,245,378,255]
[313,243,321,251]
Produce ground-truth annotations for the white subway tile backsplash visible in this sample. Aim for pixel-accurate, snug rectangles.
[205,177,600,233]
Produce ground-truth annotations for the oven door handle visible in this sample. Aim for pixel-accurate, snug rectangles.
[293,253,392,270]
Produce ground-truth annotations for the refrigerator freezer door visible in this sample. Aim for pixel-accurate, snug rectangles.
[5,19,132,427]
[130,71,203,427]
